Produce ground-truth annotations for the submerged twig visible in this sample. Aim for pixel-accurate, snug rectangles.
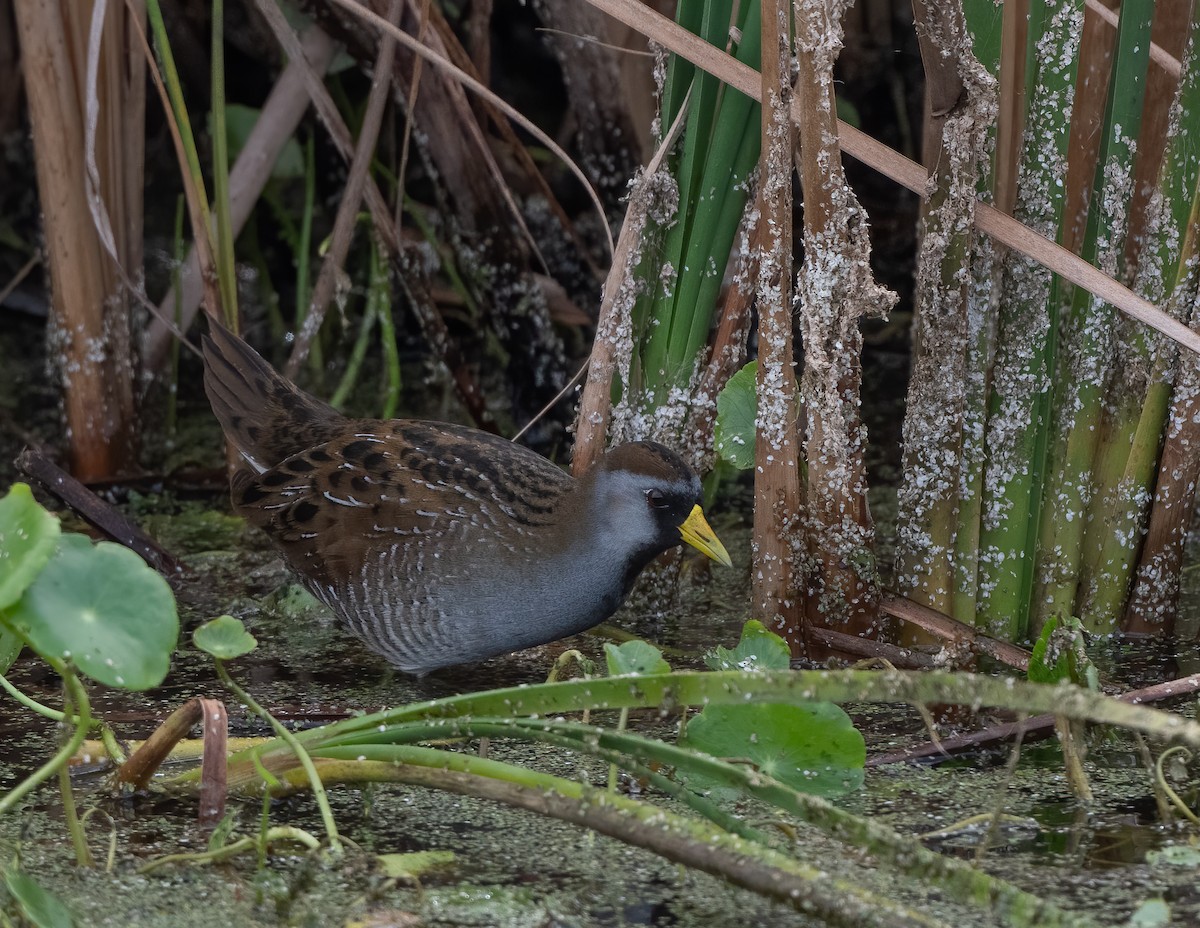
[15,449,182,578]
[868,671,1200,766]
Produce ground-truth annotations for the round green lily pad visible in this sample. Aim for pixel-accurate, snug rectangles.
[194,614,258,660]
[604,640,670,676]
[7,534,178,690]
[680,700,865,798]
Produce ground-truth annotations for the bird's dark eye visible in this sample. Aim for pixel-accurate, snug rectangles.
[646,489,669,509]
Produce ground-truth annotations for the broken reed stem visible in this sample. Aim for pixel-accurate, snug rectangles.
[15,0,140,480]
[572,96,692,475]
[751,0,803,653]
[895,0,995,622]
[792,0,894,642]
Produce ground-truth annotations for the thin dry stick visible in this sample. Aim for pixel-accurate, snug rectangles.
[1085,0,1181,80]
[324,0,614,260]
[285,0,403,377]
[880,593,1032,672]
[0,254,40,307]
[867,672,1200,766]
[392,0,431,235]
[253,0,492,426]
[580,0,1200,357]
[252,0,399,254]
[142,24,337,374]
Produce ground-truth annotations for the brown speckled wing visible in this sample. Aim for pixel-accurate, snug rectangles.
[202,324,346,471]
[232,420,575,589]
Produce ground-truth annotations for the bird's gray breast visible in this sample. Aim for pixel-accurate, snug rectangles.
[320,480,620,675]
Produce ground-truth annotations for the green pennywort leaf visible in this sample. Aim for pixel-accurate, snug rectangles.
[681,698,864,799]
[6,534,178,689]
[194,614,258,660]
[0,483,61,611]
[704,619,791,671]
[714,361,757,470]
[604,640,670,677]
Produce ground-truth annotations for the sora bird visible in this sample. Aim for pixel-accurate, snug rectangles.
[201,325,731,674]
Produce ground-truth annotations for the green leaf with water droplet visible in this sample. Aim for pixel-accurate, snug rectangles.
[4,868,75,928]
[0,483,61,612]
[6,533,178,690]
[680,700,865,798]
[714,361,757,470]
[194,614,258,660]
[704,619,790,671]
[604,640,670,677]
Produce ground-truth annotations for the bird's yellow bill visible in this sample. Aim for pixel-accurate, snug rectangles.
[679,504,732,567]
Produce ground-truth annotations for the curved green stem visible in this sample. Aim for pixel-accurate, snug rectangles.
[1155,747,1199,826]
[214,660,342,854]
[1,671,126,765]
[58,672,93,866]
[0,665,92,815]
[0,671,65,722]
[138,826,321,874]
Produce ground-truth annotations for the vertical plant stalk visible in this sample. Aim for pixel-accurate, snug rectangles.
[1075,2,1189,633]
[209,0,238,327]
[142,0,222,326]
[750,0,803,651]
[286,0,403,377]
[14,0,141,480]
[573,100,690,474]
[975,2,1083,640]
[792,0,895,640]
[947,0,1004,627]
[895,0,996,618]
[141,25,338,373]
[1125,12,1200,633]
[1032,0,1154,635]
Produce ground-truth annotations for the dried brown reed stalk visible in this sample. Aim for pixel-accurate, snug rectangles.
[751,0,803,650]
[793,0,895,644]
[14,0,142,479]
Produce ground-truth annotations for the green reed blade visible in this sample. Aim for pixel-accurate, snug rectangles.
[1033,0,1154,634]
[974,2,1083,639]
